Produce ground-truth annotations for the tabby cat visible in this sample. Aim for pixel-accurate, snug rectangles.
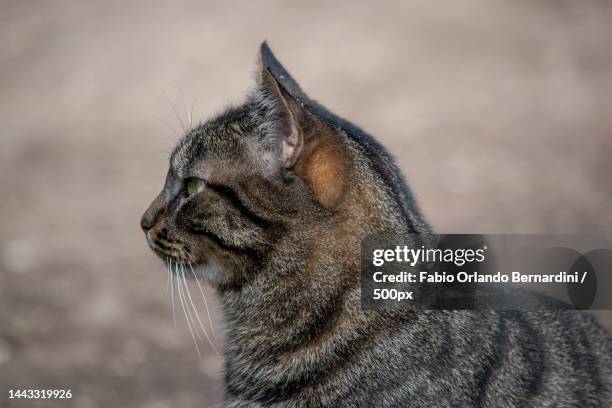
[141,43,612,407]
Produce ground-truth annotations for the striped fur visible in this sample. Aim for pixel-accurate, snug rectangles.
[141,43,612,407]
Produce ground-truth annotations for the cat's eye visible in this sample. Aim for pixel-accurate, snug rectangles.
[185,177,205,196]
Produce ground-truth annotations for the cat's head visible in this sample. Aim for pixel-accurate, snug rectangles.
[140,43,351,287]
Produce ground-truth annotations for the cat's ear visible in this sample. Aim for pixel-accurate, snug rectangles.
[259,42,306,100]
[256,51,305,168]
[256,43,350,208]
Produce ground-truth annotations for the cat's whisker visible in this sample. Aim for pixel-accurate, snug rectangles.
[165,258,171,294]
[175,262,201,357]
[253,235,275,247]
[247,230,300,251]
[182,264,220,355]
[164,91,187,133]
[178,264,202,341]
[158,118,182,139]
[251,234,297,252]
[187,98,197,131]
[189,262,217,342]
[168,258,176,326]
[178,264,202,340]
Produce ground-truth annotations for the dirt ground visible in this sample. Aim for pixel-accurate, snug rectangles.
[1,1,611,407]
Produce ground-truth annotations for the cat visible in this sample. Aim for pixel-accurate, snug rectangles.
[141,42,612,407]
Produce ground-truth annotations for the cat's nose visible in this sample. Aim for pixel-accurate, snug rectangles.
[140,212,156,232]
[141,194,167,232]
[141,205,161,232]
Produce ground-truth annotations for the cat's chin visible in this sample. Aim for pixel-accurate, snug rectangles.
[189,259,226,286]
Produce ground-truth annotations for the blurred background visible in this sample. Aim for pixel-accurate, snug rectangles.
[1,1,611,407]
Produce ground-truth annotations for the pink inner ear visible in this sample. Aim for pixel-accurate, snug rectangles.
[281,109,303,168]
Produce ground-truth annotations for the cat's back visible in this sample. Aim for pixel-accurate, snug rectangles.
[359,310,612,407]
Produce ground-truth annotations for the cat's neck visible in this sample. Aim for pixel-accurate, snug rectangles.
[220,178,405,351]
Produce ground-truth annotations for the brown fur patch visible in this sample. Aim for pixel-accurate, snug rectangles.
[297,128,349,209]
